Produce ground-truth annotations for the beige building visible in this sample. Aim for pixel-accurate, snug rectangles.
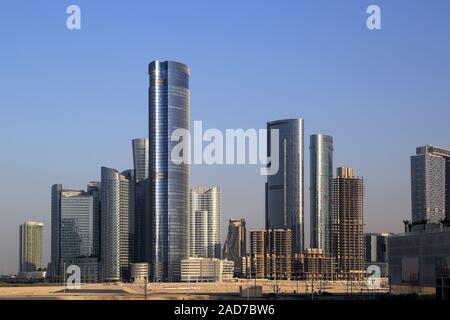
[181,257,234,282]
[331,167,365,280]
[19,221,44,273]
[293,248,337,281]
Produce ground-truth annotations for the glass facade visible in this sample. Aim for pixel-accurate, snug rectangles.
[310,134,333,253]
[411,145,450,224]
[149,61,190,282]
[265,118,304,253]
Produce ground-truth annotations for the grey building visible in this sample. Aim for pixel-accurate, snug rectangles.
[310,134,333,253]
[411,145,450,225]
[365,233,391,277]
[265,118,304,253]
[149,60,190,282]
[223,219,247,277]
[60,190,94,260]
[87,182,101,259]
[100,167,134,281]
[51,184,62,278]
[19,221,44,273]
[389,228,450,297]
[190,186,221,259]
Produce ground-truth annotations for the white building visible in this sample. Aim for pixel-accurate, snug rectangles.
[190,187,221,259]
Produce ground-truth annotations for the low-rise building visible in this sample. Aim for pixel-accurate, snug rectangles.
[293,248,337,281]
[181,257,234,282]
[130,262,149,283]
[388,228,450,298]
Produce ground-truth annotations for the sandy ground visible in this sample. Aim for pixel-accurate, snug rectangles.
[0,279,389,300]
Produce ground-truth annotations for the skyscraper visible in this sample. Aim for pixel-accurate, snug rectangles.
[100,167,134,281]
[310,134,333,253]
[265,118,304,253]
[223,219,247,277]
[411,145,450,224]
[189,186,221,259]
[132,138,149,183]
[51,184,62,277]
[149,60,190,282]
[19,221,44,273]
[331,167,365,280]
[60,190,94,260]
[132,138,150,263]
[87,182,101,259]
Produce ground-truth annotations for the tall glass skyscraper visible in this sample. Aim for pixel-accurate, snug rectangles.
[100,167,133,281]
[265,118,304,253]
[132,138,149,263]
[411,145,450,224]
[310,134,333,253]
[148,61,190,282]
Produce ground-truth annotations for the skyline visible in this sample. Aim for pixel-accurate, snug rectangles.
[2,0,450,274]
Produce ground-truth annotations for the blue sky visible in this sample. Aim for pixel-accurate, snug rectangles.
[1,0,450,273]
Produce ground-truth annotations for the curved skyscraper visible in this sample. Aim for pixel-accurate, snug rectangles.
[149,61,190,282]
[265,118,304,253]
[310,134,333,253]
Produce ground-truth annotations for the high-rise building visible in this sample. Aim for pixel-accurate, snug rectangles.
[249,230,266,279]
[411,145,450,224]
[266,228,292,280]
[51,184,62,277]
[132,138,149,183]
[19,221,44,273]
[223,219,247,277]
[149,60,190,282]
[266,118,304,253]
[60,190,94,260]
[51,184,100,279]
[310,134,333,253]
[100,167,134,281]
[331,167,365,280]
[190,186,221,259]
[132,138,149,263]
[87,182,101,259]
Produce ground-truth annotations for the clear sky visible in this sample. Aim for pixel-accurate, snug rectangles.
[1,0,450,274]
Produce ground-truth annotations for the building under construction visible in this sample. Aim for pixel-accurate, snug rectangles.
[249,230,267,279]
[331,167,365,281]
[250,228,292,280]
[293,248,337,281]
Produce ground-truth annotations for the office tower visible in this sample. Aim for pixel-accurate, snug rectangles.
[149,60,190,282]
[87,182,101,258]
[249,230,266,279]
[266,118,304,253]
[223,219,247,277]
[266,228,292,280]
[310,134,333,253]
[19,221,44,272]
[100,167,134,281]
[331,167,365,280]
[132,138,150,263]
[411,145,450,225]
[60,190,94,260]
[133,138,149,183]
[189,186,221,259]
[51,184,62,277]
